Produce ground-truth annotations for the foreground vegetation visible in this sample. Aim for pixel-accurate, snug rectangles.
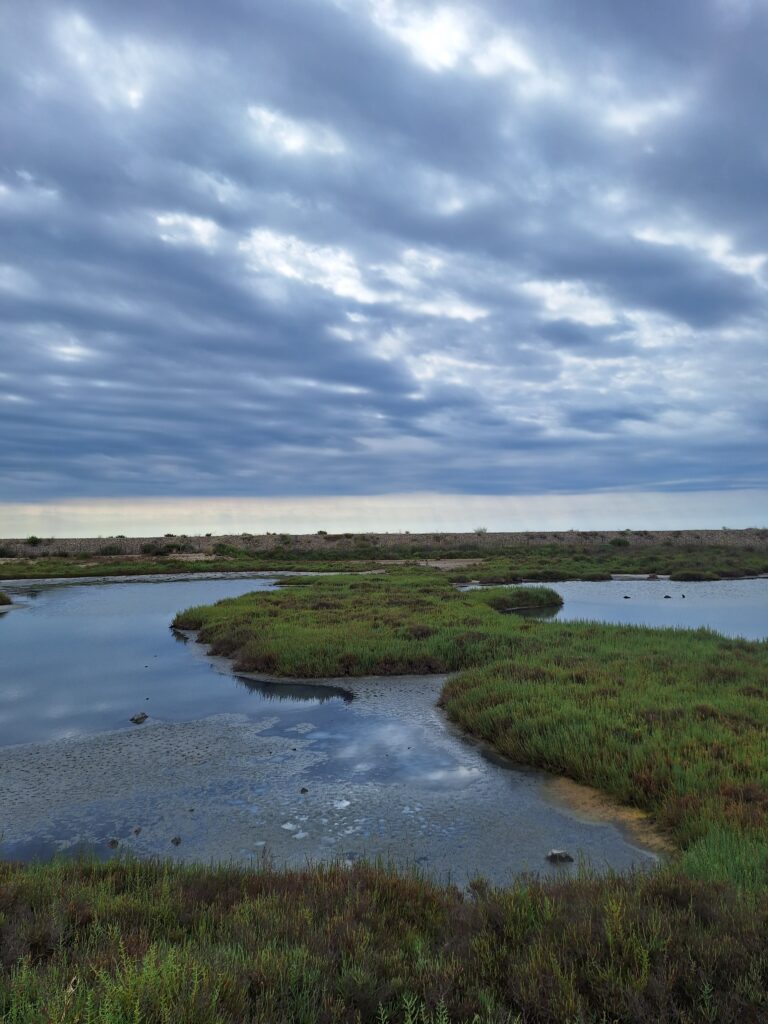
[1,858,766,1024]
[4,569,768,1021]
[0,591,11,606]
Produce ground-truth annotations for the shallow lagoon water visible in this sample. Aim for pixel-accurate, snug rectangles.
[460,577,768,639]
[1,573,764,883]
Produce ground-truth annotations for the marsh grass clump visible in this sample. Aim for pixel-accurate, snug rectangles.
[0,591,11,606]
[442,623,768,889]
[0,858,766,1024]
[478,586,563,612]
[173,573,562,677]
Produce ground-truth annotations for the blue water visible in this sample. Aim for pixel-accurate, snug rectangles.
[462,577,768,640]
[0,575,342,746]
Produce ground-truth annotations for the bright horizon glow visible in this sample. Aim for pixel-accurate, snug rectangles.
[0,490,764,539]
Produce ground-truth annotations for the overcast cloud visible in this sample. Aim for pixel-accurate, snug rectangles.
[1,0,766,503]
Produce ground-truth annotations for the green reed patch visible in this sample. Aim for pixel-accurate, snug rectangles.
[173,573,561,677]
[0,591,11,606]
[442,621,768,889]
[1,858,766,1024]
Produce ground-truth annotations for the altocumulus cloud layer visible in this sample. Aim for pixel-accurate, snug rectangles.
[1,0,766,501]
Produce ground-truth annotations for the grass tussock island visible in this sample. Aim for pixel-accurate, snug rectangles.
[0,591,11,606]
[4,568,768,1021]
[173,575,563,676]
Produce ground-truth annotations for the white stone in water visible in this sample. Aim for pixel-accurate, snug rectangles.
[546,848,574,863]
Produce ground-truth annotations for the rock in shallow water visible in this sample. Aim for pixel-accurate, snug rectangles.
[546,849,574,863]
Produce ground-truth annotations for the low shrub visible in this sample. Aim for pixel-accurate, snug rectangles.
[98,544,124,556]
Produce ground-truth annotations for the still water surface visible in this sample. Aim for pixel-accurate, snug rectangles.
[524,577,768,639]
[1,573,765,882]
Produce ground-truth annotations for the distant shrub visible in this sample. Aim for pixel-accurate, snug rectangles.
[26,536,41,547]
[98,545,124,556]
[164,533,175,538]
[165,542,193,554]
[141,543,160,555]
[609,537,630,547]
[317,530,328,535]
[0,546,13,558]
[474,527,488,535]
[213,542,245,556]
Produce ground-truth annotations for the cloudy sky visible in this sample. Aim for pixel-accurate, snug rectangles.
[1,0,766,528]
